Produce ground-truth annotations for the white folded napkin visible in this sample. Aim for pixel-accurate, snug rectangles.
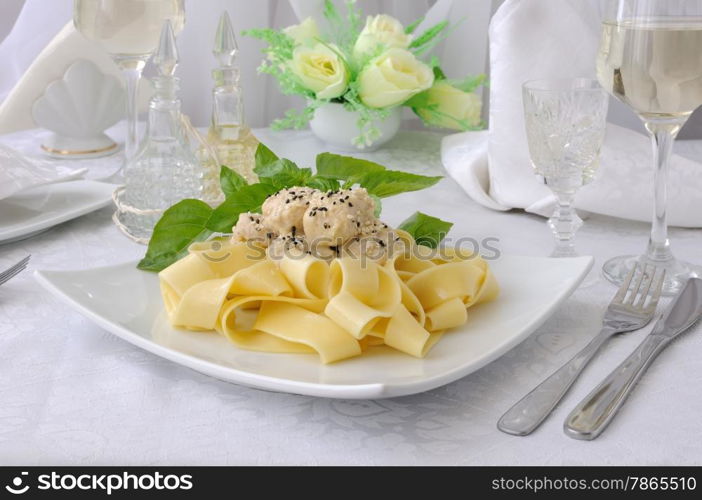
[442,0,702,228]
[0,142,85,200]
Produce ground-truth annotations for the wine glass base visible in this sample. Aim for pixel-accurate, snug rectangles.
[602,254,699,295]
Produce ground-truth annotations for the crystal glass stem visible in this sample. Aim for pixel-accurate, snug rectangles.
[644,118,684,263]
[546,178,583,258]
[110,56,148,182]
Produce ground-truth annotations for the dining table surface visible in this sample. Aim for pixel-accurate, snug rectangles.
[1,124,701,465]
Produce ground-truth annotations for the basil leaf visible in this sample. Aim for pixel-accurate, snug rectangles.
[137,200,214,272]
[208,183,279,233]
[358,171,442,198]
[255,158,312,187]
[315,152,386,181]
[370,193,382,218]
[315,153,441,198]
[304,176,341,191]
[138,183,279,272]
[398,211,453,249]
[220,166,247,199]
[255,142,279,171]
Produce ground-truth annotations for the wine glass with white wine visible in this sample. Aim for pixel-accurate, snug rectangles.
[597,0,702,294]
[73,0,185,180]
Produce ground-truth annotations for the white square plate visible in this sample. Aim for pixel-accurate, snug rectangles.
[35,255,593,398]
[0,180,115,244]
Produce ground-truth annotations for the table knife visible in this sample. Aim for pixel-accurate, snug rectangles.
[564,277,702,440]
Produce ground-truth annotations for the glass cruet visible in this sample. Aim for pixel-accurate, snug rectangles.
[113,20,204,243]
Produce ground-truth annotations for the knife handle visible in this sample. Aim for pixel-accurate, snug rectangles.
[564,334,670,440]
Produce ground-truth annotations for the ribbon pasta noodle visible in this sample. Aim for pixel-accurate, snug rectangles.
[159,239,499,364]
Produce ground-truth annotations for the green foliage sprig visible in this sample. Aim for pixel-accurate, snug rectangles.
[244,1,486,147]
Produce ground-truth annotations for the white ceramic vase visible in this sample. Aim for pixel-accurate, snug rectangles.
[309,102,401,152]
[32,59,125,159]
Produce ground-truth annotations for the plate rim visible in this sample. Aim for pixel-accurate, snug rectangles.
[34,254,594,399]
[0,179,116,241]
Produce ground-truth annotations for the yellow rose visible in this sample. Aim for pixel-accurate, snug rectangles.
[358,48,434,108]
[353,14,412,59]
[416,81,483,130]
[283,17,320,46]
[289,43,349,99]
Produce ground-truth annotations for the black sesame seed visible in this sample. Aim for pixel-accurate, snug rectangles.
[348,202,353,207]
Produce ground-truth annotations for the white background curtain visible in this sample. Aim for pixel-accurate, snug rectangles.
[0,0,498,129]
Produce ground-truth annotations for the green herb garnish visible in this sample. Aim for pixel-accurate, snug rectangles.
[138,142,450,272]
[398,211,454,249]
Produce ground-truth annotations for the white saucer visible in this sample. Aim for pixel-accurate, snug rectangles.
[0,180,116,244]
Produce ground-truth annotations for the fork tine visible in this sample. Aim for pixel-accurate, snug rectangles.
[10,255,30,267]
[0,260,28,278]
[624,263,647,305]
[0,255,30,284]
[646,267,666,311]
[0,260,28,279]
[0,255,30,276]
[614,264,638,303]
[0,266,23,282]
[0,264,27,285]
[632,264,655,309]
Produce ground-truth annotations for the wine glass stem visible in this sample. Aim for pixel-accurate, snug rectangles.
[644,120,684,262]
[123,66,144,162]
[547,181,583,258]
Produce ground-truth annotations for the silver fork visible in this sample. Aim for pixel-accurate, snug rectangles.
[497,263,665,436]
[0,255,31,286]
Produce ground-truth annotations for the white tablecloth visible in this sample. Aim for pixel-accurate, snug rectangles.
[1,126,701,465]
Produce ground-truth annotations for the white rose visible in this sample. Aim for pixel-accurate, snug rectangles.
[283,17,320,46]
[416,81,483,130]
[358,48,434,108]
[289,43,349,99]
[353,14,412,59]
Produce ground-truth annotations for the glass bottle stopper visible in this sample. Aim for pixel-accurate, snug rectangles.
[214,11,238,68]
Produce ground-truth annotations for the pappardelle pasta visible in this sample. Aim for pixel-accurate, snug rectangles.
[158,231,499,364]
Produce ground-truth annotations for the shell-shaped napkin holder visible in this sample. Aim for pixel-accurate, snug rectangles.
[32,59,125,159]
